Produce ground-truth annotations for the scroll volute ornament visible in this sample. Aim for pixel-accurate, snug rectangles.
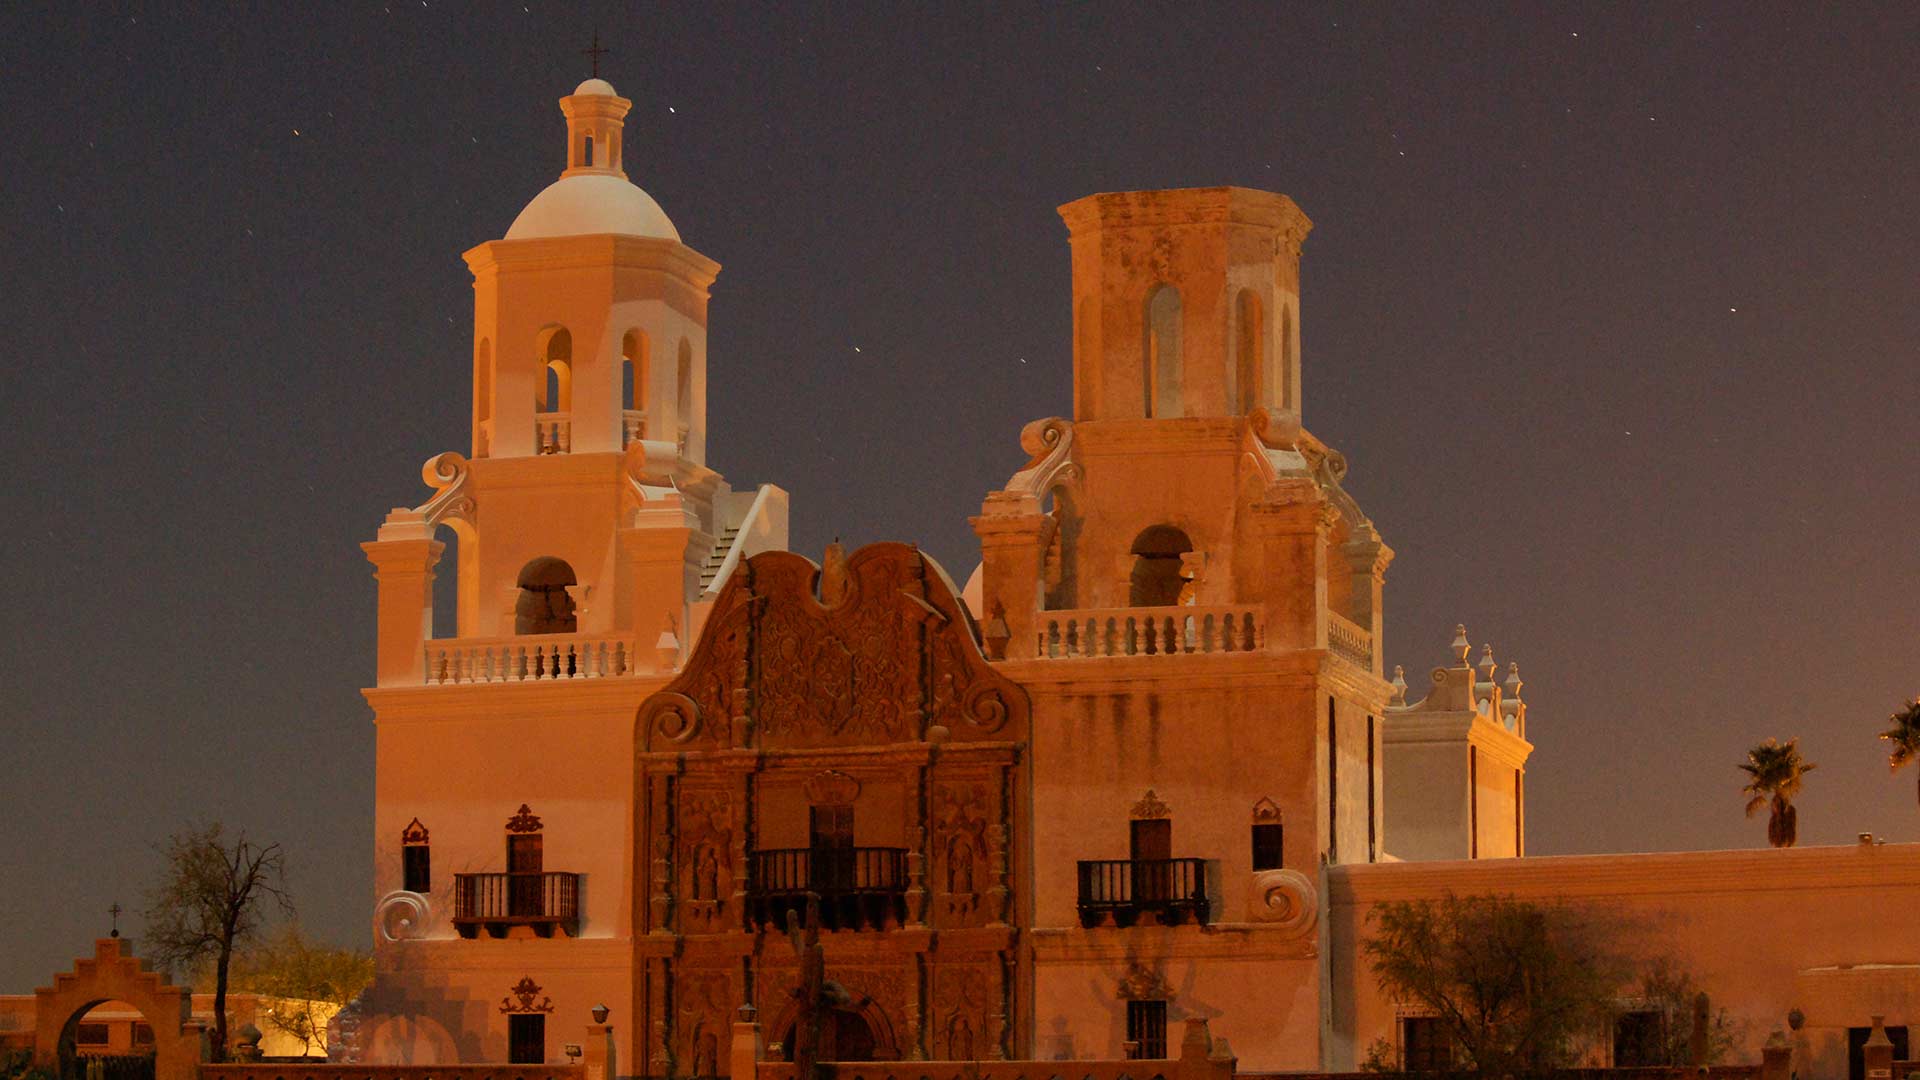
[505,804,542,833]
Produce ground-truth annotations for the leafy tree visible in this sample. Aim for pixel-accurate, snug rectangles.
[1878,699,1920,807]
[190,924,373,1057]
[1621,956,1742,1066]
[141,823,293,1062]
[1739,738,1816,847]
[1363,894,1631,1075]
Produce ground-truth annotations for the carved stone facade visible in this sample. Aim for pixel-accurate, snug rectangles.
[636,542,1029,1076]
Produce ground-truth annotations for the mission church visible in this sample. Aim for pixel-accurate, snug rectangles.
[347,77,1920,1080]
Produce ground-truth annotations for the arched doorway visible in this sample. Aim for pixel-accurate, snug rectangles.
[33,940,199,1080]
[57,1000,156,1080]
[780,1008,877,1063]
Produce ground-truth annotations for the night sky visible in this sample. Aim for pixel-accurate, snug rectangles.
[3,5,1917,989]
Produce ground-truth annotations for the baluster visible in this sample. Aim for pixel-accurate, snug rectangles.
[1167,616,1180,654]
[1244,611,1257,651]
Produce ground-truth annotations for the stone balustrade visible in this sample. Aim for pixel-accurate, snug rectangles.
[1326,611,1373,669]
[1036,605,1263,659]
[534,411,572,454]
[424,633,640,685]
[621,409,646,447]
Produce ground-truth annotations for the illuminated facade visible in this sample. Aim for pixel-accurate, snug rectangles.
[351,79,1920,1080]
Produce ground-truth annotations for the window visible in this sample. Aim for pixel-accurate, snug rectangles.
[402,817,430,893]
[75,1023,110,1046]
[809,802,854,891]
[1251,822,1283,871]
[1367,714,1378,862]
[509,1013,546,1065]
[1327,697,1338,862]
[1402,1016,1452,1072]
[1126,1000,1167,1060]
[132,1023,153,1046]
[583,135,594,167]
[404,843,431,893]
[1613,1009,1667,1067]
[508,832,544,917]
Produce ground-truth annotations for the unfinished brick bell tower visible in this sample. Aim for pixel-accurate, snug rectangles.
[972,186,1394,1069]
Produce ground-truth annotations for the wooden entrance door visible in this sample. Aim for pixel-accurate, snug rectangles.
[1129,818,1171,902]
[508,834,543,917]
[508,1014,545,1064]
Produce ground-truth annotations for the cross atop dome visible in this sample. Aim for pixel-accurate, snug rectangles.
[581,30,610,77]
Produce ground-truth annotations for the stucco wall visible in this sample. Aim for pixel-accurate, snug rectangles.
[1326,842,1920,1075]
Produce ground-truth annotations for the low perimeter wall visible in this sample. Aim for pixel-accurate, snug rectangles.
[199,1066,585,1080]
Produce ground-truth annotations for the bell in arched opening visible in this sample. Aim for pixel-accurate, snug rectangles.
[514,557,579,634]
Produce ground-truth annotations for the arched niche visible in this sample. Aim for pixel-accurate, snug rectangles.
[1234,289,1265,414]
[1143,284,1183,418]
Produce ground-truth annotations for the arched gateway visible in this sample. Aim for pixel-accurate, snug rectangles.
[34,940,202,1080]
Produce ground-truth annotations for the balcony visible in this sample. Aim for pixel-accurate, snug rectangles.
[748,848,908,931]
[1076,858,1209,928]
[1037,605,1263,659]
[453,871,581,938]
[424,633,640,684]
[1327,611,1374,669]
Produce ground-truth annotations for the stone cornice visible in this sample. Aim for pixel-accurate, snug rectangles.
[463,234,720,290]
[1381,711,1533,770]
[363,676,670,721]
[1056,187,1313,243]
[638,741,1024,772]
[1328,841,1920,904]
[1029,922,1317,962]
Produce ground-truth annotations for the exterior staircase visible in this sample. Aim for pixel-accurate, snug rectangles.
[699,525,742,593]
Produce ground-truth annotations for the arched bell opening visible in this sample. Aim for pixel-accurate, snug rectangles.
[514,557,578,635]
[1127,525,1192,608]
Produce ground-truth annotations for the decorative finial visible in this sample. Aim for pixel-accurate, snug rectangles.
[581,31,611,78]
[1479,642,1497,677]
[109,902,122,938]
[1450,624,1470,665]
[1390,664,1407,705]
[1504,661,1524,700]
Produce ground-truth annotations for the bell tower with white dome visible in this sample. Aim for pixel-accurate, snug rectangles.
[356,78,788,1072]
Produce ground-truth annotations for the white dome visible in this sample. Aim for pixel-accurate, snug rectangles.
[573,77,617,97]
[505,174,680,241]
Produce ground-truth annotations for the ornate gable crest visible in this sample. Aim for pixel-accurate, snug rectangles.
[1116,965,1173,1001]
[1130,789,1172,820]
[505,804,543,833]
[638,542,1030,752]
[499,976,555,1014]
[1251,797,1281,824]
[803,770,861,806]
[400,817,430,845]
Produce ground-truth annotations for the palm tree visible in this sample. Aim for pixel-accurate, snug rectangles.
[1879,699,1920,807]
[1740,737,1816,848]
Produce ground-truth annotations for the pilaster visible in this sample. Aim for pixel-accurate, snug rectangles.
[361,538,444,686]
[1246,479,1331,653]
[969,510,1052,661]
[1341,532,1393,676]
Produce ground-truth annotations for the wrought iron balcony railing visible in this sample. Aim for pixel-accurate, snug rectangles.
[452,872,581,938]
[1075,857,1209,928]
[747,847,908,932]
